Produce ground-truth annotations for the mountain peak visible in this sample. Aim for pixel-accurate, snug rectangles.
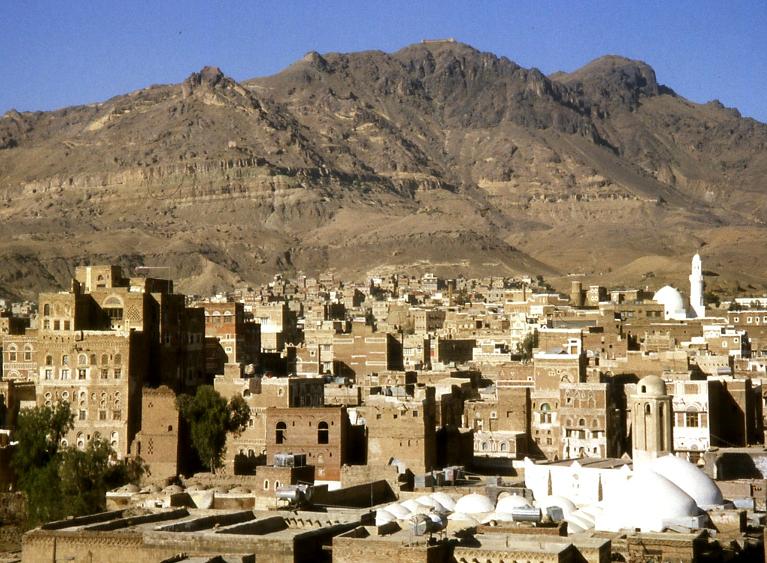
[551,54,668,110]
[182,66,229,97]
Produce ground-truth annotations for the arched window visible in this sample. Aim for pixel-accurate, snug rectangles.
[90,354,97,365]
[45,355,53,366]
[276,422,286,444]
[578,418,586,427]
[78,354,88,366]
[43,304,51,316]
[645,404,651,415]
[500,442,507,452]
[114,354,122,365]
[318,421,329,444]
[540,402,552,424]
[101,354,109,365]
[24,344,33,361]
[7,345,16,362]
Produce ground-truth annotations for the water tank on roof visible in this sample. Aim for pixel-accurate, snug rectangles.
[274,453,307,467]
[510,507,542,522]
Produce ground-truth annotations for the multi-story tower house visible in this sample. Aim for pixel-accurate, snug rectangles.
[363,386,438,474]
[33,265,205,458]
[199,302,261,377]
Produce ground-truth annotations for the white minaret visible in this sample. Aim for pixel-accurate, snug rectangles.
[689,253,705,318]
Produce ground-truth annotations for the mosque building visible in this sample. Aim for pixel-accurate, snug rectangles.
[653,252,707,320]
[522,374,726,534]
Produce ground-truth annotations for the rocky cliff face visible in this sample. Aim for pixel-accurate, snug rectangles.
[0,41,766,298]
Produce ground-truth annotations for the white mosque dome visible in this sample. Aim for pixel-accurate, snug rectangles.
[400,499,422,513]
[375,509,397,525]
[571,509,595,525]
[415,495,446,512]
[566,512,594,532]
[447,512,480,524]
[480,511,516,524]
[536,495,576,517]
[566,519,586,533]
[596,470,699,533]
[384,502,411,519]
[653,285,687,319]
[454,493,495,514]
[650,454,723,507]
[495,494,532,512]
[430,492,456,511]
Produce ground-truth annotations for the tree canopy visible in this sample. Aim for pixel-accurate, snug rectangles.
[177,385,250,472]
[517,330,539,360]
[11,403,144,528]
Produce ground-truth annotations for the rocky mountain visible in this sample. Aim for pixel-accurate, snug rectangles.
[1,40,766,299]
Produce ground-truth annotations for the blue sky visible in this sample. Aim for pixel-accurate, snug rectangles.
[1,1,765,122]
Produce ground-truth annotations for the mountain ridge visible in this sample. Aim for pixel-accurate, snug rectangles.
[0,41,765,299]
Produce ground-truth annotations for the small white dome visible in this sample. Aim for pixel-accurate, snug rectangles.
[480,511,516,524]
[566,512,594,531]
[571,509,595,526]
[385,503,411,519]
[496,494,532,512]
[653,285,687,320]
[636,375,668,397]
[415,495,445,511]
[650,454,723,507]
[447,511,479,524]
[430,492,456,511]
[536,495,576,517]
[455,493,495,514]
[375,509,397,525]
[401,499,422,513]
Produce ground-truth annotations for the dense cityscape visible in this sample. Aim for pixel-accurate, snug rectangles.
[1,3,765,560]
[0,254,765,561]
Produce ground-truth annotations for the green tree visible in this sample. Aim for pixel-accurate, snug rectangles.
[12,403,144,527]
[12,403,73,475]
[12,403,73,526]
[58,437,145,517]
[517,330,539,360]
[177,385,250,472]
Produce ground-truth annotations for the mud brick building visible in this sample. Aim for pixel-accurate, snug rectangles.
[2,332,38,381]
[2,265,206,458]
[531,348,587,460]
[200,301,260,377]
[129,385,184,479]
[362,387,437,474]
[559,381,624,459]
[214,367,327,474]
[36,330,148,458]
[264,406,350,480]
[332,321,403,379]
